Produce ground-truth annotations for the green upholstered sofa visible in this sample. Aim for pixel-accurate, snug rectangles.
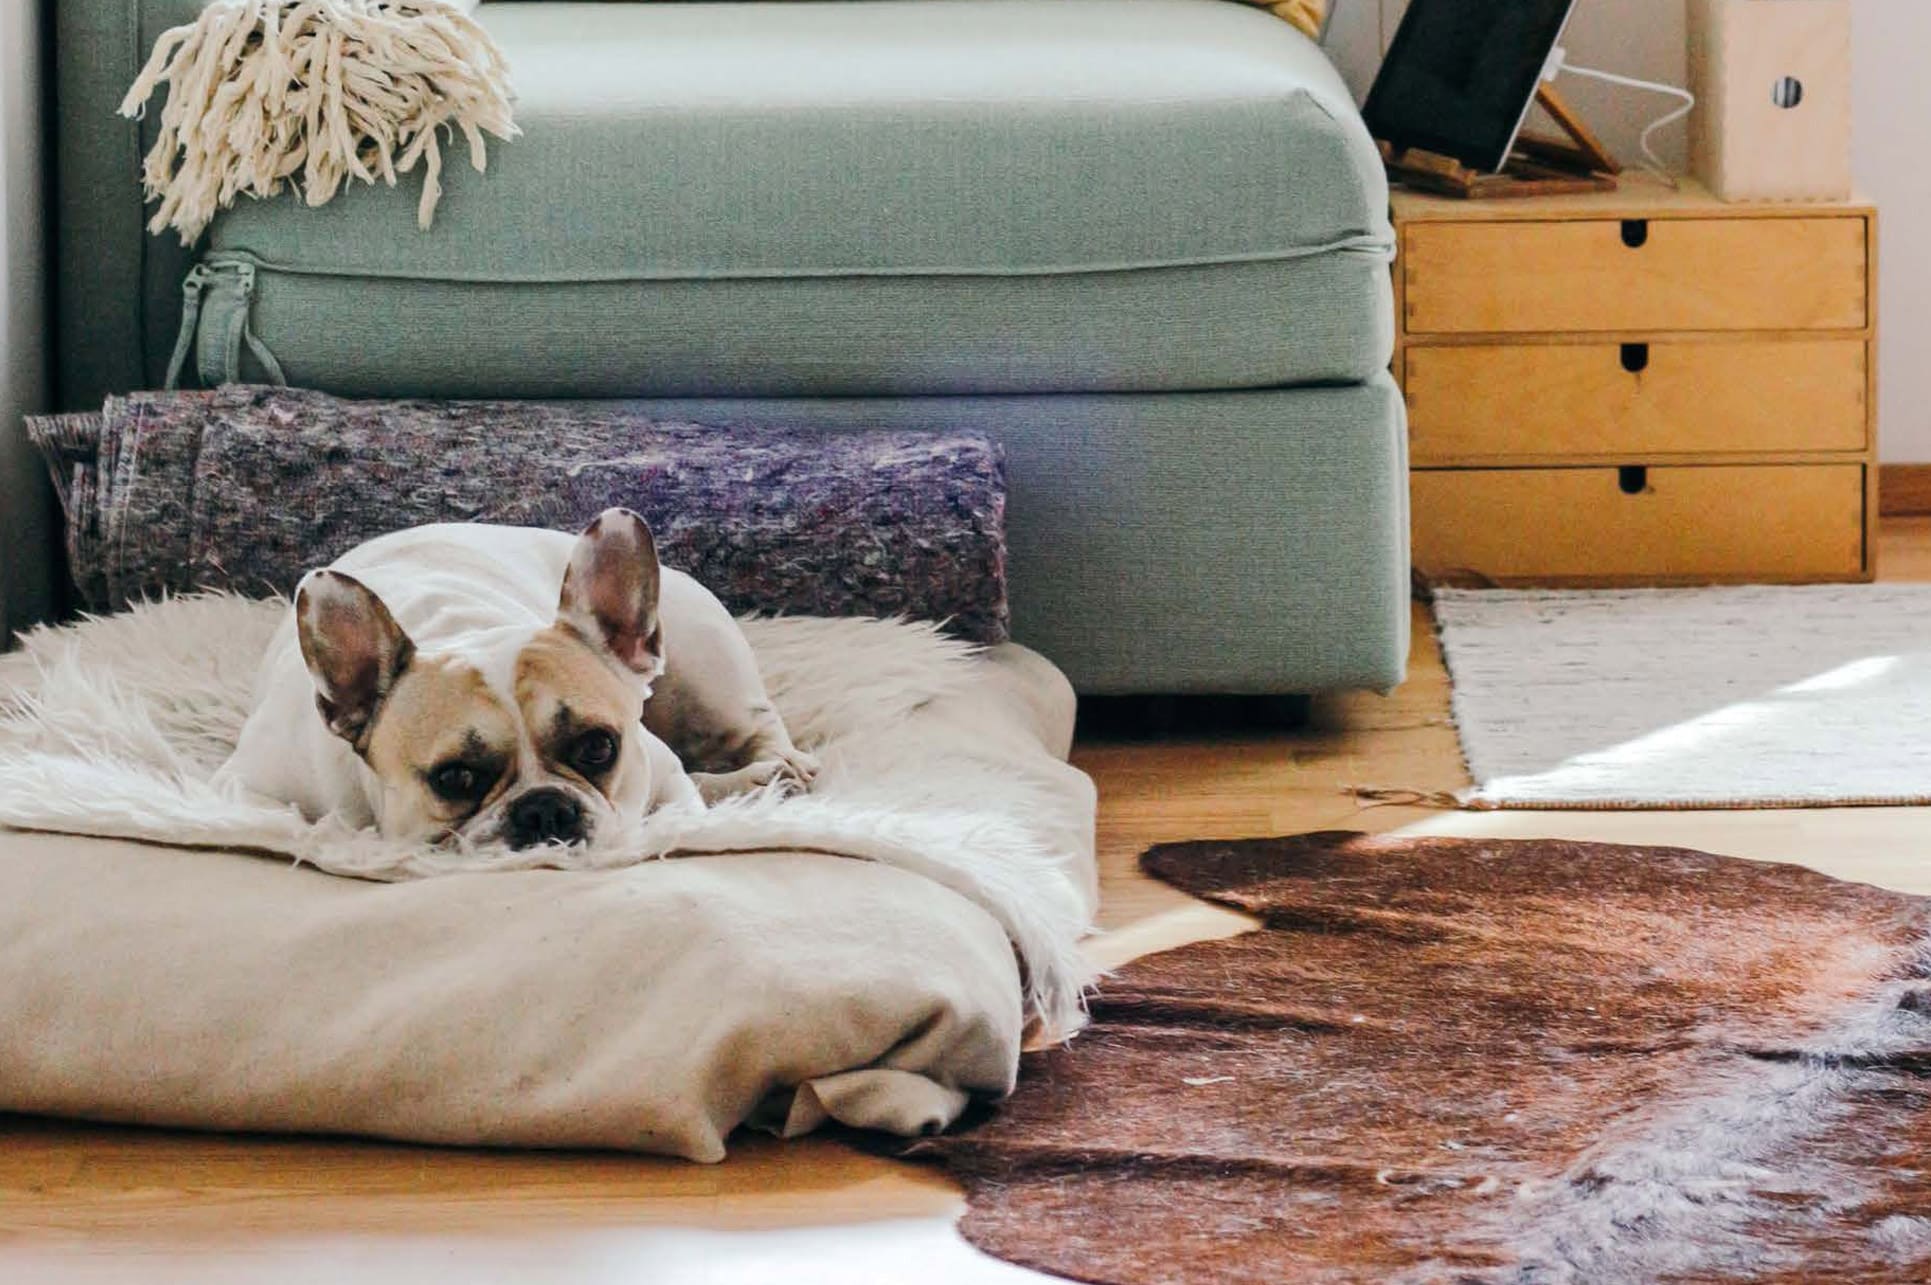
[48,0,1407,695]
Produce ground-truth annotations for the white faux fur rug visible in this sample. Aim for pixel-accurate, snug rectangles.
[0,596,1096,1033]
[1434,586,1931,809]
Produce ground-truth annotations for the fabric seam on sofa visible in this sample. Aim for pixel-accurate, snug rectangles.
[198,238,1397,286]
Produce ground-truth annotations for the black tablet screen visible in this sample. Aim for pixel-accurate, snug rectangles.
[1363,0,1577,173]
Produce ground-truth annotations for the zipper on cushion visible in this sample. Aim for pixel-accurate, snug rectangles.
[161,263,209,390]
[170,255,289,390]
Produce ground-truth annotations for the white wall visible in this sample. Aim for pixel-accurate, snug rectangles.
[1331,0,1924,461]
[1852,0,1927,462]
[0,5,43,428]
[0,0,49,637]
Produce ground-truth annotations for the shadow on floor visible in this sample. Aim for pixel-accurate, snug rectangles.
[1075,694,1311,742]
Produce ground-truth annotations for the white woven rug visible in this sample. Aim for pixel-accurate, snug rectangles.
[1433,586,1931,809]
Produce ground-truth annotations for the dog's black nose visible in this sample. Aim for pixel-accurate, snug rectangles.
[506,788,584,848]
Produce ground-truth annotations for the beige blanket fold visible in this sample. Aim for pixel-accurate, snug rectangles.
[0,834,1024,1162]
[120,0,518,243]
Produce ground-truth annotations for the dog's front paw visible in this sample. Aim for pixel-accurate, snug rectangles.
[773,746,821,788]
[691,759,801,805]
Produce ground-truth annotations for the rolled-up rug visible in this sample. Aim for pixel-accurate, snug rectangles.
[27,385,1011,643]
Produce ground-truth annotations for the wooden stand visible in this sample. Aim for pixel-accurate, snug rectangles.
[1380,85,1621,200]
[1391,179,1879,585]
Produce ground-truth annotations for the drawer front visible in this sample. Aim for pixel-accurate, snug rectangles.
[1403,217,1868,335]
[1412,464,1866,582]
[1406,339,1869,464]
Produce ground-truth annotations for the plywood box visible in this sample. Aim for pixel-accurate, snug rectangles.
[1393,182,1878,586]
[1688,0,1852,202]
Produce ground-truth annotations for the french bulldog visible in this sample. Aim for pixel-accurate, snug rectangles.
[220,508,816,850]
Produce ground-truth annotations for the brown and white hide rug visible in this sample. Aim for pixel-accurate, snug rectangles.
[905,832,1931,1284]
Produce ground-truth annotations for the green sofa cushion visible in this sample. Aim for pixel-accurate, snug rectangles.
[214,0,1391,278]
[192,0,1394,396]
[193,248,1393,396]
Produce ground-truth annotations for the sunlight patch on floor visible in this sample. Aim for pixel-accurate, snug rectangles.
[1781,655,1900,693]
[1083,899,1256,972]
[1383,805,1931,898]
[1467,648,1927,806]
[0,1218,1042,1285]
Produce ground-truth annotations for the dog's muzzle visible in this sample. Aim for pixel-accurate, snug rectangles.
[506,787,585,849]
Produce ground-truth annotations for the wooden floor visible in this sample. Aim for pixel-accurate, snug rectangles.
[9,519,1931,1284]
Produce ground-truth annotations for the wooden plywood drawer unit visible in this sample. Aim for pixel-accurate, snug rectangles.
[1394,182,1877,584]
[1411,464,1867,584]
[1407,339,1869,465]
[1402,214,1868,335]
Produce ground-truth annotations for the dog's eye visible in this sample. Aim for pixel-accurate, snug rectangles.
[569,729,619,774]
[427,762,494,802]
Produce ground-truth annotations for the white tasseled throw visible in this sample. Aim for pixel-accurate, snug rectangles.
[119,0,518,243]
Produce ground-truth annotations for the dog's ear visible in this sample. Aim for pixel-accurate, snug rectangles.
[295,569,416,751]
[558,507,664,676]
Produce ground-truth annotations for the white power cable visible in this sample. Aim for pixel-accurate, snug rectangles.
[1546,49,1697,186]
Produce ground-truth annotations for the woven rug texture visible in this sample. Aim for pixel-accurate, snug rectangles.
[1432,586,1931,809]
[909,832,1931,1284]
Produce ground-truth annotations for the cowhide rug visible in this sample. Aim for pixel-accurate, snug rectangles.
[906,833,1931,1284]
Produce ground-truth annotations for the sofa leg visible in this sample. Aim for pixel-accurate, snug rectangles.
[1076,694,1311,740]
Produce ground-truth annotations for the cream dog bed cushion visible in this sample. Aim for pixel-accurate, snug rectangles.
[0,598,1096,1161]
[0,835,1022,1160]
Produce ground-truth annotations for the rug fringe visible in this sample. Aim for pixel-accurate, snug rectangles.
[1345,785,1470,811]
[119,0,518,243]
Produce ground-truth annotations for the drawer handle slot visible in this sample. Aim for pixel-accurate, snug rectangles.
[1620,342,1650,373]
[1621,219,1650,249]
[1618,466,1649,495]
